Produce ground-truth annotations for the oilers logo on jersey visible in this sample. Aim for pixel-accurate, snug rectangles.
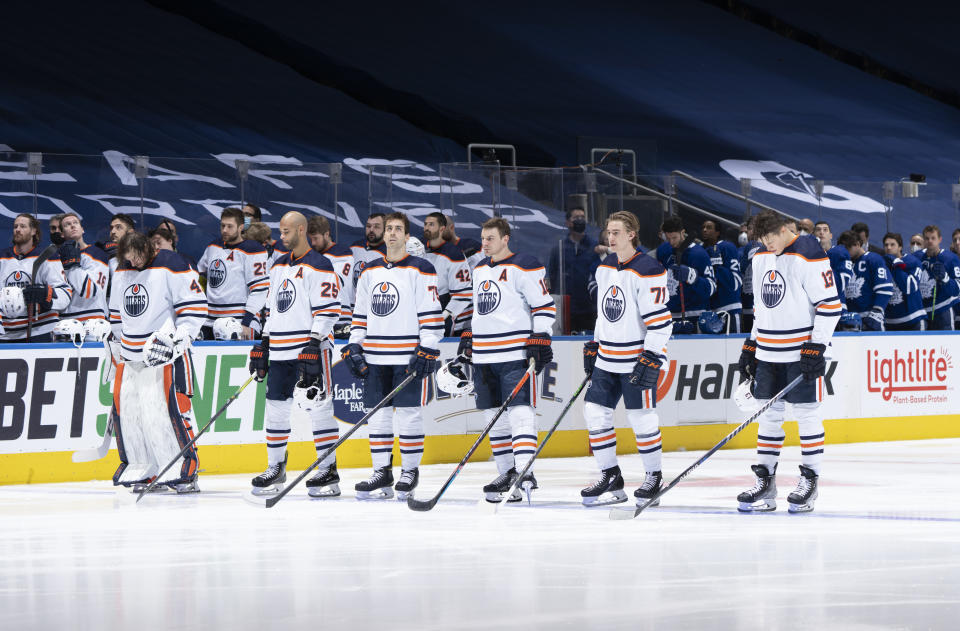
[276,279,297,313]
[370,282,400,316]
[476,279,501,315]
[123,283,149,317]
[5,271,30,287]
[208,259,227,288]
[760,270,786,308]
[601,285,626,322]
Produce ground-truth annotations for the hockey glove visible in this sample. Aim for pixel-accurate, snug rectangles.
[628,350,663,389]
[930,261,948,284]
[799,342,827,381]
[442,309,454,337]
[670,264,696,285]
[341,343,369,379]
[296,339,323,383]
[248,340,269,382]
[143,330,176,367]
[407,345,441,377]
[738,339,758,380]
[332,322,352,340]
[583,341,599,376]
[525,332,553,374]
[863,308,885,331]
[23,283,53,312]
[457,330,473,363]
[58,241,82,270]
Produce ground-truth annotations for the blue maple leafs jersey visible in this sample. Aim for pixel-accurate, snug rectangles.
[705,240,742,313]
[845,251,893,314]
[826,244,853,308]
[655,240,715,317]
[883,255,924,325]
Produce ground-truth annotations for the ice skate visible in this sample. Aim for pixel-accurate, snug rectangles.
[737,464,777,512]
[787,465,818,513]
[581,466,628,506]
[130,478,166,494]
[519,470,538,504]
[483,468,521,503]
[170,479,200,494]
[306,464,341,498]
[251,455,287,496]
[394,468,419,501]
[355,465,394,500]
[633,470,663,507]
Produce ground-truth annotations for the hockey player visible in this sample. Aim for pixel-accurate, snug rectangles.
[882,233,925,331]
[701,219,742,332]
[737,211,841,514]
[349,213,387,290]
[458,216,555,503]
[57,213,110,325]
[738,221,763,333]
[915,225,960,330]
[107,232,207,492]
[422,212,472,335]
[443,218,483,269]
[308,215,355,338]
[247,211,343,497]
[0,213,72,342]
[342,212,442,500]
[827,231,856,315]
[656,216,715,332]
[197,207,269,339]
[106,214,136,274]
[581,211,673,506]
[845,233,893,331]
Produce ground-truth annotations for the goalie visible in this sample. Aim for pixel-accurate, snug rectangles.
[107,233,208,493]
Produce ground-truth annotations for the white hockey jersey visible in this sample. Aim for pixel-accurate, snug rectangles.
[349,255,442,365]
[0,245,73,339]
[592,251,673,374]
[263,249,340,361]
[470,253,556,365]
[108,250,208,361]
[423,240,472,323]
[320,241,356,327]
[750,235,841,363]
[196,239,269,328]
[349,239,387,289]
[62,245,110,322]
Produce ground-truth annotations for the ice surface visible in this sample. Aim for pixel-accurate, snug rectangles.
[2,439,959,630]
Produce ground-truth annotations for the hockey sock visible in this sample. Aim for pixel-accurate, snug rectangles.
[395,407,425,470]
[265,399,293,466]
[508,405,537,472]
[795,403,825,475]
[367,408,395,469]
[584,402,618,470]
[756,401,786,473]
[628,409,662,473]
[309,402,339,469]
[487,409,515,473]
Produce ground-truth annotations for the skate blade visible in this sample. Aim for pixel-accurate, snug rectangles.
[241,489,271,507]
[355,488,395,500]
[787,502,815,513]
[307,484,341,498]
[249,485,281,497]
[635,497,660,508]
[395,490,414,501]
[582,490,628,507]
[171,484,201,494]
[484,491,522,504]
[737,500,777,513]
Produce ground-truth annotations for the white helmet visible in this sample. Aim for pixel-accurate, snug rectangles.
[436,357,473,397]
[293,377,327,410]
[405,236,425,257]
[53,319,85,347]
[733,378,760,413]
[0,286,26,318]
[84,318,113,342]
[213,317,244,341]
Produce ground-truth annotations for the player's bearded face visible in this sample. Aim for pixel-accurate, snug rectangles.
[12,220,33,246]
[282,229,301,251]
[221,218,241,243]
[308,232,327,252]
[110,222,129,243]
[126,250,147,270]
[366,220,384,244]
[423,220,439,242]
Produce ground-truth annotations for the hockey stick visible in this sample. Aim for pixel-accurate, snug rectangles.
[72,412,114,462]
[137,373,257,502]
[930,282,937,324]
[609,374,804,520]
[407,357,536,512]
[256,371,419,509]
[27,244,58,341]
[490,372,591,513]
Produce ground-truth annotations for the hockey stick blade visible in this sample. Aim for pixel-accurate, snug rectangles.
[407,358,536,513]
[137,374,256,503]
[489,373,590,514]
[72,414,114,462]
[254,371,420,509]
[609,375,804,521]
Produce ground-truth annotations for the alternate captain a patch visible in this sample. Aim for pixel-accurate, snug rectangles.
[476,279,501,315]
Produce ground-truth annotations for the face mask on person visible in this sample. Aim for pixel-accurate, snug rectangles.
[738,231,748,247]
[799,229,809,236]
[571,218,586,233]
[50,231,64,246]
[911,243,923,253]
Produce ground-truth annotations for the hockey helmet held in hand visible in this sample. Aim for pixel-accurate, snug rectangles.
[838,311,862,332]
[213,317,244,341]
[436,356,473,397]
[293,376,327,410]
[84,318,113,342]
[0,286,26,318]
[697,311,726,335]
[405,236,425,257]
[734,378,760,413]
[53,318,85,347]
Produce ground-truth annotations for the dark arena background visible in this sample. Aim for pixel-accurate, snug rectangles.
[2,2,959,629]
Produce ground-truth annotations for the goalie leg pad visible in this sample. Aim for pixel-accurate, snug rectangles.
[113,363,159,485]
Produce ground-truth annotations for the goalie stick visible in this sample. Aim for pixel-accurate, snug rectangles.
[26,244,58,341]
[610,374,803,520]
[488,372,591,512]
[407,358,535,512]
[72,410,115,463]
[137,373,257,502]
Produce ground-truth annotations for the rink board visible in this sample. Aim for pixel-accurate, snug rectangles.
[1,333,958,484]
